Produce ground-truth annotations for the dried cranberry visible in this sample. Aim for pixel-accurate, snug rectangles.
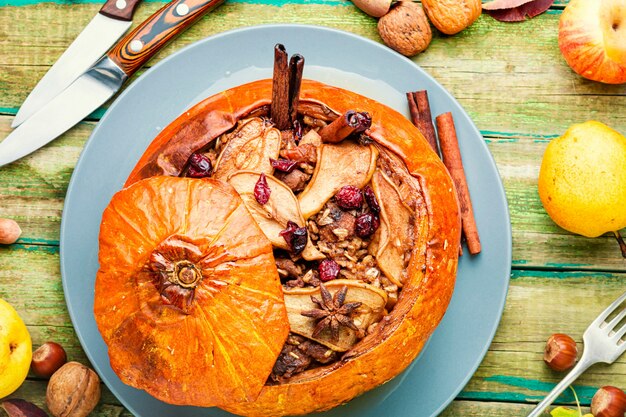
[318,259,340,282]
[187,153,213,178]
[355,213,380,238]
[293,120,303,142]
[279,221,308,254]
[254,173,271,205]
[270,158,299,173]
[347,111,372,133]
[363,185,380,214]
[334,185,363,210]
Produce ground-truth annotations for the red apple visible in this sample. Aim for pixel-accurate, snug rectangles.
[559,0,626,84]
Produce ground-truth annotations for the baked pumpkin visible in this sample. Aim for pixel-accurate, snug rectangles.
[96,47,461,416]
[94,176,290,407]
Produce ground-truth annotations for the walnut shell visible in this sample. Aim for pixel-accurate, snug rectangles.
[46,362,101,417]
[422,0,481,35]
[377,1,432,57]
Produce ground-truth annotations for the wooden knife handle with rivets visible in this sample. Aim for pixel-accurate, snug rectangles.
[106,0,225,76]
[99,0,143,22]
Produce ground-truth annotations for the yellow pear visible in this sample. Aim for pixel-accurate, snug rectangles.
[538,121,626,257]
[0,298,32,398]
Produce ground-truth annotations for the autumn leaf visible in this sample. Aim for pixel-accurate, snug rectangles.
[550,407,593,417]
[482,0,555,22]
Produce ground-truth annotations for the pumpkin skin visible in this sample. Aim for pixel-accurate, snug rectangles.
[94,176,290,408]
[123,79,461,416]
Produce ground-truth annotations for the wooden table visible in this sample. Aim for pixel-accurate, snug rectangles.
[1,0,625,415]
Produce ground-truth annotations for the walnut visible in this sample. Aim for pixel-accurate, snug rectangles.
[421,0,481,35]
[377,2,432,57]
[46,362,101,417]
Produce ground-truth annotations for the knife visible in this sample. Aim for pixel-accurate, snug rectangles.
[11,0,143,128]
[0,0,224,168]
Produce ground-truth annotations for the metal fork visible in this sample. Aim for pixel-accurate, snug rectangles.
[527,290,626,417]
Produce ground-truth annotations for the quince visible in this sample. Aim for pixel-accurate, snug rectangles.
[0,298,32,398]
[538,121,626,257]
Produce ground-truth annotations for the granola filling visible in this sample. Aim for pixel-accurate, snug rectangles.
[182,110,419,384]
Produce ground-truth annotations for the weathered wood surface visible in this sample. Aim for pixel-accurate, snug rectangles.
[1,0,626,416]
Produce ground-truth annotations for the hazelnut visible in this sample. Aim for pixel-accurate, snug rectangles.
[377,2,432,57]
[0,218,22,245]
[591,386,626,417]
[543,333,577,371]
[31,342,67,378]
[46,362,101,417]
[421,0,481,35]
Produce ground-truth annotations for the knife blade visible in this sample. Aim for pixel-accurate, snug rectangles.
[11,0,143,128]
[0,0,225,168]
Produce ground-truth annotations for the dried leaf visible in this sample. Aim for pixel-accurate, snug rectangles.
[483,0,554,22]
[483,0,534,10]
[1,399,49,417]
[549,407,592,417]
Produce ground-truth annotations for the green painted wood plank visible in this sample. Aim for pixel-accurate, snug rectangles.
[442,400,573,417]
[0,118,92,243]
[463,270,626,406]
[1,384,560,417]
[1,8,623,137]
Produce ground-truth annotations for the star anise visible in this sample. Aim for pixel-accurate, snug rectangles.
[301,284,362,341]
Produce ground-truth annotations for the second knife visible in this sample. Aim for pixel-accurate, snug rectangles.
[11,0,143,127]
[0,0,225,167]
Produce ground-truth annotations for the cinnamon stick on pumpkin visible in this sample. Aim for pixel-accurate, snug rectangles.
[288,54,304,124]
[407,91,438,153]
[436,112,481,255]
[319,110,372,143]
[271,44,290,130]
[272,45,305,131]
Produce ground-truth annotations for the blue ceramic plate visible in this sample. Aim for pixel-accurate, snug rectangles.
[60,24,511,417]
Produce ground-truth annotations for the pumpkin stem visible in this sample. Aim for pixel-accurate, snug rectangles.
[174,261,202,288]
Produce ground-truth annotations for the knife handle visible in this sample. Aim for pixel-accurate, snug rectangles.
[106,0,224,76]
[100,0,143,22]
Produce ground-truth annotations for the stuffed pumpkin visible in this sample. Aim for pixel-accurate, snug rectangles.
[94,45,461,416]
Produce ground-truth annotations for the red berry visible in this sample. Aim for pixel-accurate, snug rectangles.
[279,221,308,254]
[335,186,363,210]
[187,153,213,178]
[355,213,380,237]
[318,259,340,282]
[254,173,271,205]
[363,185,380,213]
[270,158,299,173]
[346,111,372,132]
[293,120,303,142]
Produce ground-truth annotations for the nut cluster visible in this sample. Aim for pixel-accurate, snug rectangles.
[350,0,480,56]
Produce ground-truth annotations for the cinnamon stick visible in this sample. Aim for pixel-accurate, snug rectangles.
[407,91,438,153]
[288,54,304,124]
[319,110,371,143]
[436,112,481,255]
[271,44,290,130]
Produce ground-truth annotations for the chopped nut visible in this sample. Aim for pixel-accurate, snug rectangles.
[332,228,349,240]
[365,268,380,280]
